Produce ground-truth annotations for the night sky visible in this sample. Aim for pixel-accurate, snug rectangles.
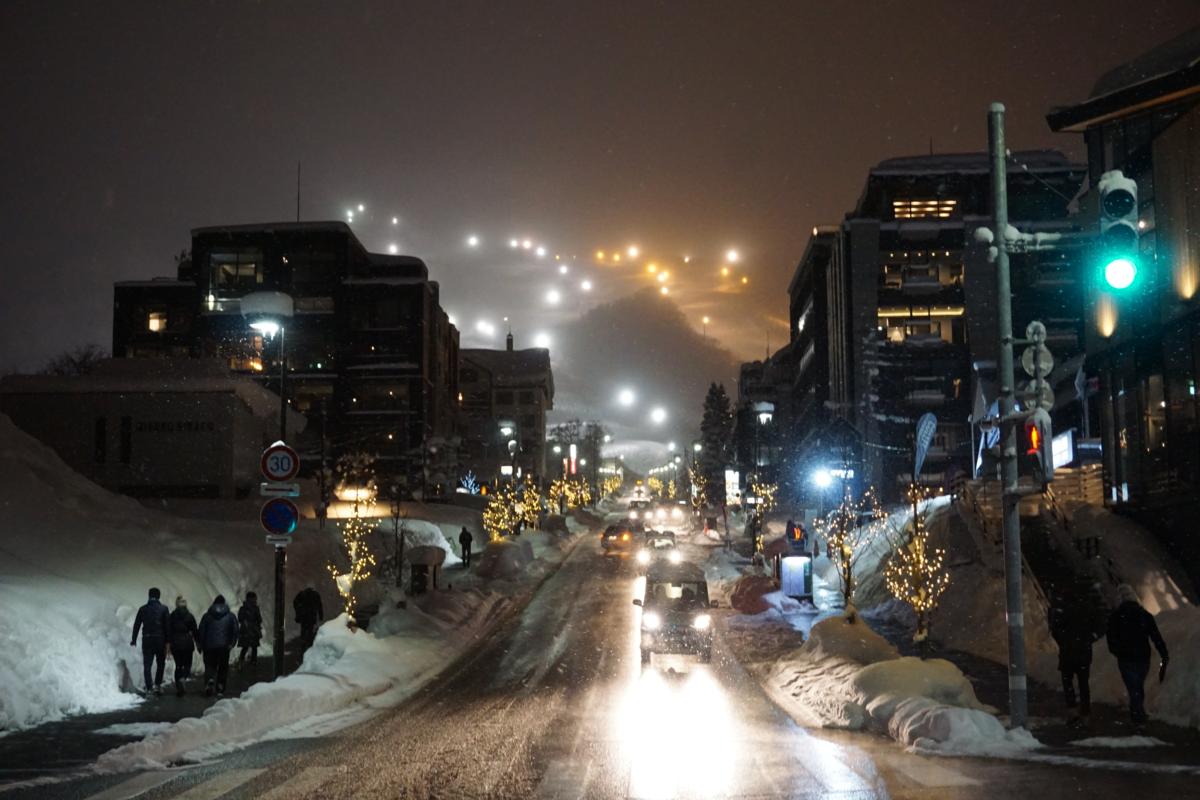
[1,2,1194,448]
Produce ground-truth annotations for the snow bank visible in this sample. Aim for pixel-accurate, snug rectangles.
[765,617,1036,755]
[475,538,535,579]
[96,591,505,771]
[0,414,339,732]
[1069,735,1168,748]
[399,519,462,567]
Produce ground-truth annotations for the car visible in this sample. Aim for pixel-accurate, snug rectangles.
[633,562,717,664]
[627,499,651,521]
[645,502,686,530]
[635,531,680,569]
[601,524,638,557]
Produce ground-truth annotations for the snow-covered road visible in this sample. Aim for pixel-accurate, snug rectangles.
[13,527,1200,799]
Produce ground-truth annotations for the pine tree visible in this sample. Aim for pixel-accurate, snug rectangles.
[699,383,734,504]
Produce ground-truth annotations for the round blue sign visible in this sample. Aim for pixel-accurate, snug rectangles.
[260,498,299,536]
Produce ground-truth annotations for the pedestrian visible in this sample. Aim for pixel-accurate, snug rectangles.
[293,585,324,651]
[237,591,263,669]
[168,596,199,697]
[459,526,474,569]
[1048,592,1096,723]
[130,587,170,695]
[1106,583,1169,725]
[197,594,239,697]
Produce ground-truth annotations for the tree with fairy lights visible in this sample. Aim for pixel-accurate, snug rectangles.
[884,484,949,655]
[647,476,665,499]
[817,484,888,623]
[548,477,568,513]
[328,451,379,625]
[565,476,591,508]
[483,482,520,541]
[667,478,677,500]
[688,463,708,514]
[602,475,623,498]
[519,476,542,529]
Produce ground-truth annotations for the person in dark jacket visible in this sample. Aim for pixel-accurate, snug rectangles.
[168,596,199,697]
[293,586,324,651]
[1106,583,1169,724]
[237,592,264,669]
[197,595,239,696]
[459,527,474,569]
[131,587,170,694]
[1048,592,1097,720]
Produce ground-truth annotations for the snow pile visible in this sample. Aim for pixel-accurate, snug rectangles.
[96,590,506,771]
[729,575,778,614]
[0,414,340,732]
[765,617,1037,755]
[475,538,535,579]
[399,519,462,567]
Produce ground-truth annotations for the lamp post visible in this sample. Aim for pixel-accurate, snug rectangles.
[242,291,294,681]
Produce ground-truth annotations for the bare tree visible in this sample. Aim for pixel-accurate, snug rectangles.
[42,344,108,376]
[816,485,888,623]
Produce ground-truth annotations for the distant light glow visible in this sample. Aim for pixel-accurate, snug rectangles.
[647,263,658,273]
[627,245,640,258]
[533,332,552,348]
[522,239,533,249]
[509,239,519,248]
[741,276,749,285]
[726,249,740,263]
[720,266,730,276]
[812,468,833,489]
[657,272,668,283]
[388,243,399,254]
[545,289,562,304]
[660,286,669,295]
[559,264,569,275]
[475,320,496,336]
[357,203,365,213]
[249,320,280,338]
[596,250,606,260]
[702,316,710,325]
[536,246,547,257]
[613,254,622,263]
[580,279,593,291]
[467,235,479,247]
[447,314,457,326]
[649,407,667,424]
[617,388,636,407]
[683,256,691,263]
[392,217,399,225]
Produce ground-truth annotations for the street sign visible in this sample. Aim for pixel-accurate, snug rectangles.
[1021,344,1054,378]
[1022,380,1055,411]
[260,497,299,536]
[260,442,300,482]
[265,534,292,546]
[259,481,301,498]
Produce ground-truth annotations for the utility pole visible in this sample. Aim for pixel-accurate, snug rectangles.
[989,102,1028,729]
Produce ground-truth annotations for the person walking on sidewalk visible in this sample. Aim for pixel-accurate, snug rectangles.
[237,591,264,669]
[198,594,239,697]
[459,526,474,569]
[1048,592,1097,723]
[1106,583,1169,724]
[168,596,199,697]
[130,587,170,695]
[293,585,324,652]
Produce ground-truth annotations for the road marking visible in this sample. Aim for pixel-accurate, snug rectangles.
[256,767,340,800]
[889,756,980,787]
[174,769,265,799]
[82,771,181,800]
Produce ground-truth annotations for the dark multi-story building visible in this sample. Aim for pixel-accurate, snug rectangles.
[112,221,460,493]
[459,334,554,483]
[1047,26,1200,571]
[774,151,1085,502]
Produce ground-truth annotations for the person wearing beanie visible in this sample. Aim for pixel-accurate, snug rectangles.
[1106,583,1169,724]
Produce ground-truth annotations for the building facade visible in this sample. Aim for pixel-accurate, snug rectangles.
[776,152,1085,502]
[1047,27,1200,568]
[112,221,460,495]
[459,334,554,483]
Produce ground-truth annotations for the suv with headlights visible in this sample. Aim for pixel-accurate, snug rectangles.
[635,531,680,571]
[601,524,638,557]
[633,562,716,664]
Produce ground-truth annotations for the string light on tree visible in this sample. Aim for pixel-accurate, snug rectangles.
[884,484,950,653]
[817,484,888,623]
[328,452,379,625]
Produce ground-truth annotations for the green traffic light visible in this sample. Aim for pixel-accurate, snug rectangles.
[1104,257,1137,290]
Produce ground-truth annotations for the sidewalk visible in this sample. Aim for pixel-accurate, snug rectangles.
[0,640,307,783]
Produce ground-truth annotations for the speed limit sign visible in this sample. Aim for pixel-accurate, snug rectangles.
[261,441,300,482]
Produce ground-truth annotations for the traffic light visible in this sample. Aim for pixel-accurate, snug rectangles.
[1097,170,1139,291]
[1023,409,1055,487]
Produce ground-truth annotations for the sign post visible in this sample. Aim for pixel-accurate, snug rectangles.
[260,442,300,680]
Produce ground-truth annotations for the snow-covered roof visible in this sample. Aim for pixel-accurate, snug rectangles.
[1047,26,1200,132]
[870,150,1074,176]
[0,359,306,431]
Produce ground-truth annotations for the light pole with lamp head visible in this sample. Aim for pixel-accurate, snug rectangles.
[242,290,294,681]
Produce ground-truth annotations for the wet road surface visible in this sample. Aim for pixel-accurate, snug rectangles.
[10,527,1200,799]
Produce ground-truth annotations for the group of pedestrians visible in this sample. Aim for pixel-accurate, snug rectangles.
[1049,582,1169,726]
[130,587,264,698]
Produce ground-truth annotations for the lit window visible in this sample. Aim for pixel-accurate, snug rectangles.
[147,312,167,332]
[892,199,958,220]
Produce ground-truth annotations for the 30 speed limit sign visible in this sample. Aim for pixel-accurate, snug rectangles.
[261,441,300,482]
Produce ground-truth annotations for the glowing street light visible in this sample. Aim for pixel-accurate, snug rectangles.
[649,407,667,425]
[357,203,365,213]
[533,332,552,348]
[536,246,546,257]
[668,441,676,451]
[812,468,833,489]
[726,248,740,263]
[522,239,533,250]
[475,320,496,336]
[647,263,658,273]
[627,245,640,258]
[596,250,606,260]
[392,217,399,225]
[388,243,399,254]
[580,279,593,291]
[656,272,668,283]
[559,264,569,275]
[617,388,635,407]
[545,289,561,305]
[720,265,730,277]
[741,276,749,285]
[509,239,519,248]
[683,256,691,264]
[660,286,669,295]
[467,235,480,247]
